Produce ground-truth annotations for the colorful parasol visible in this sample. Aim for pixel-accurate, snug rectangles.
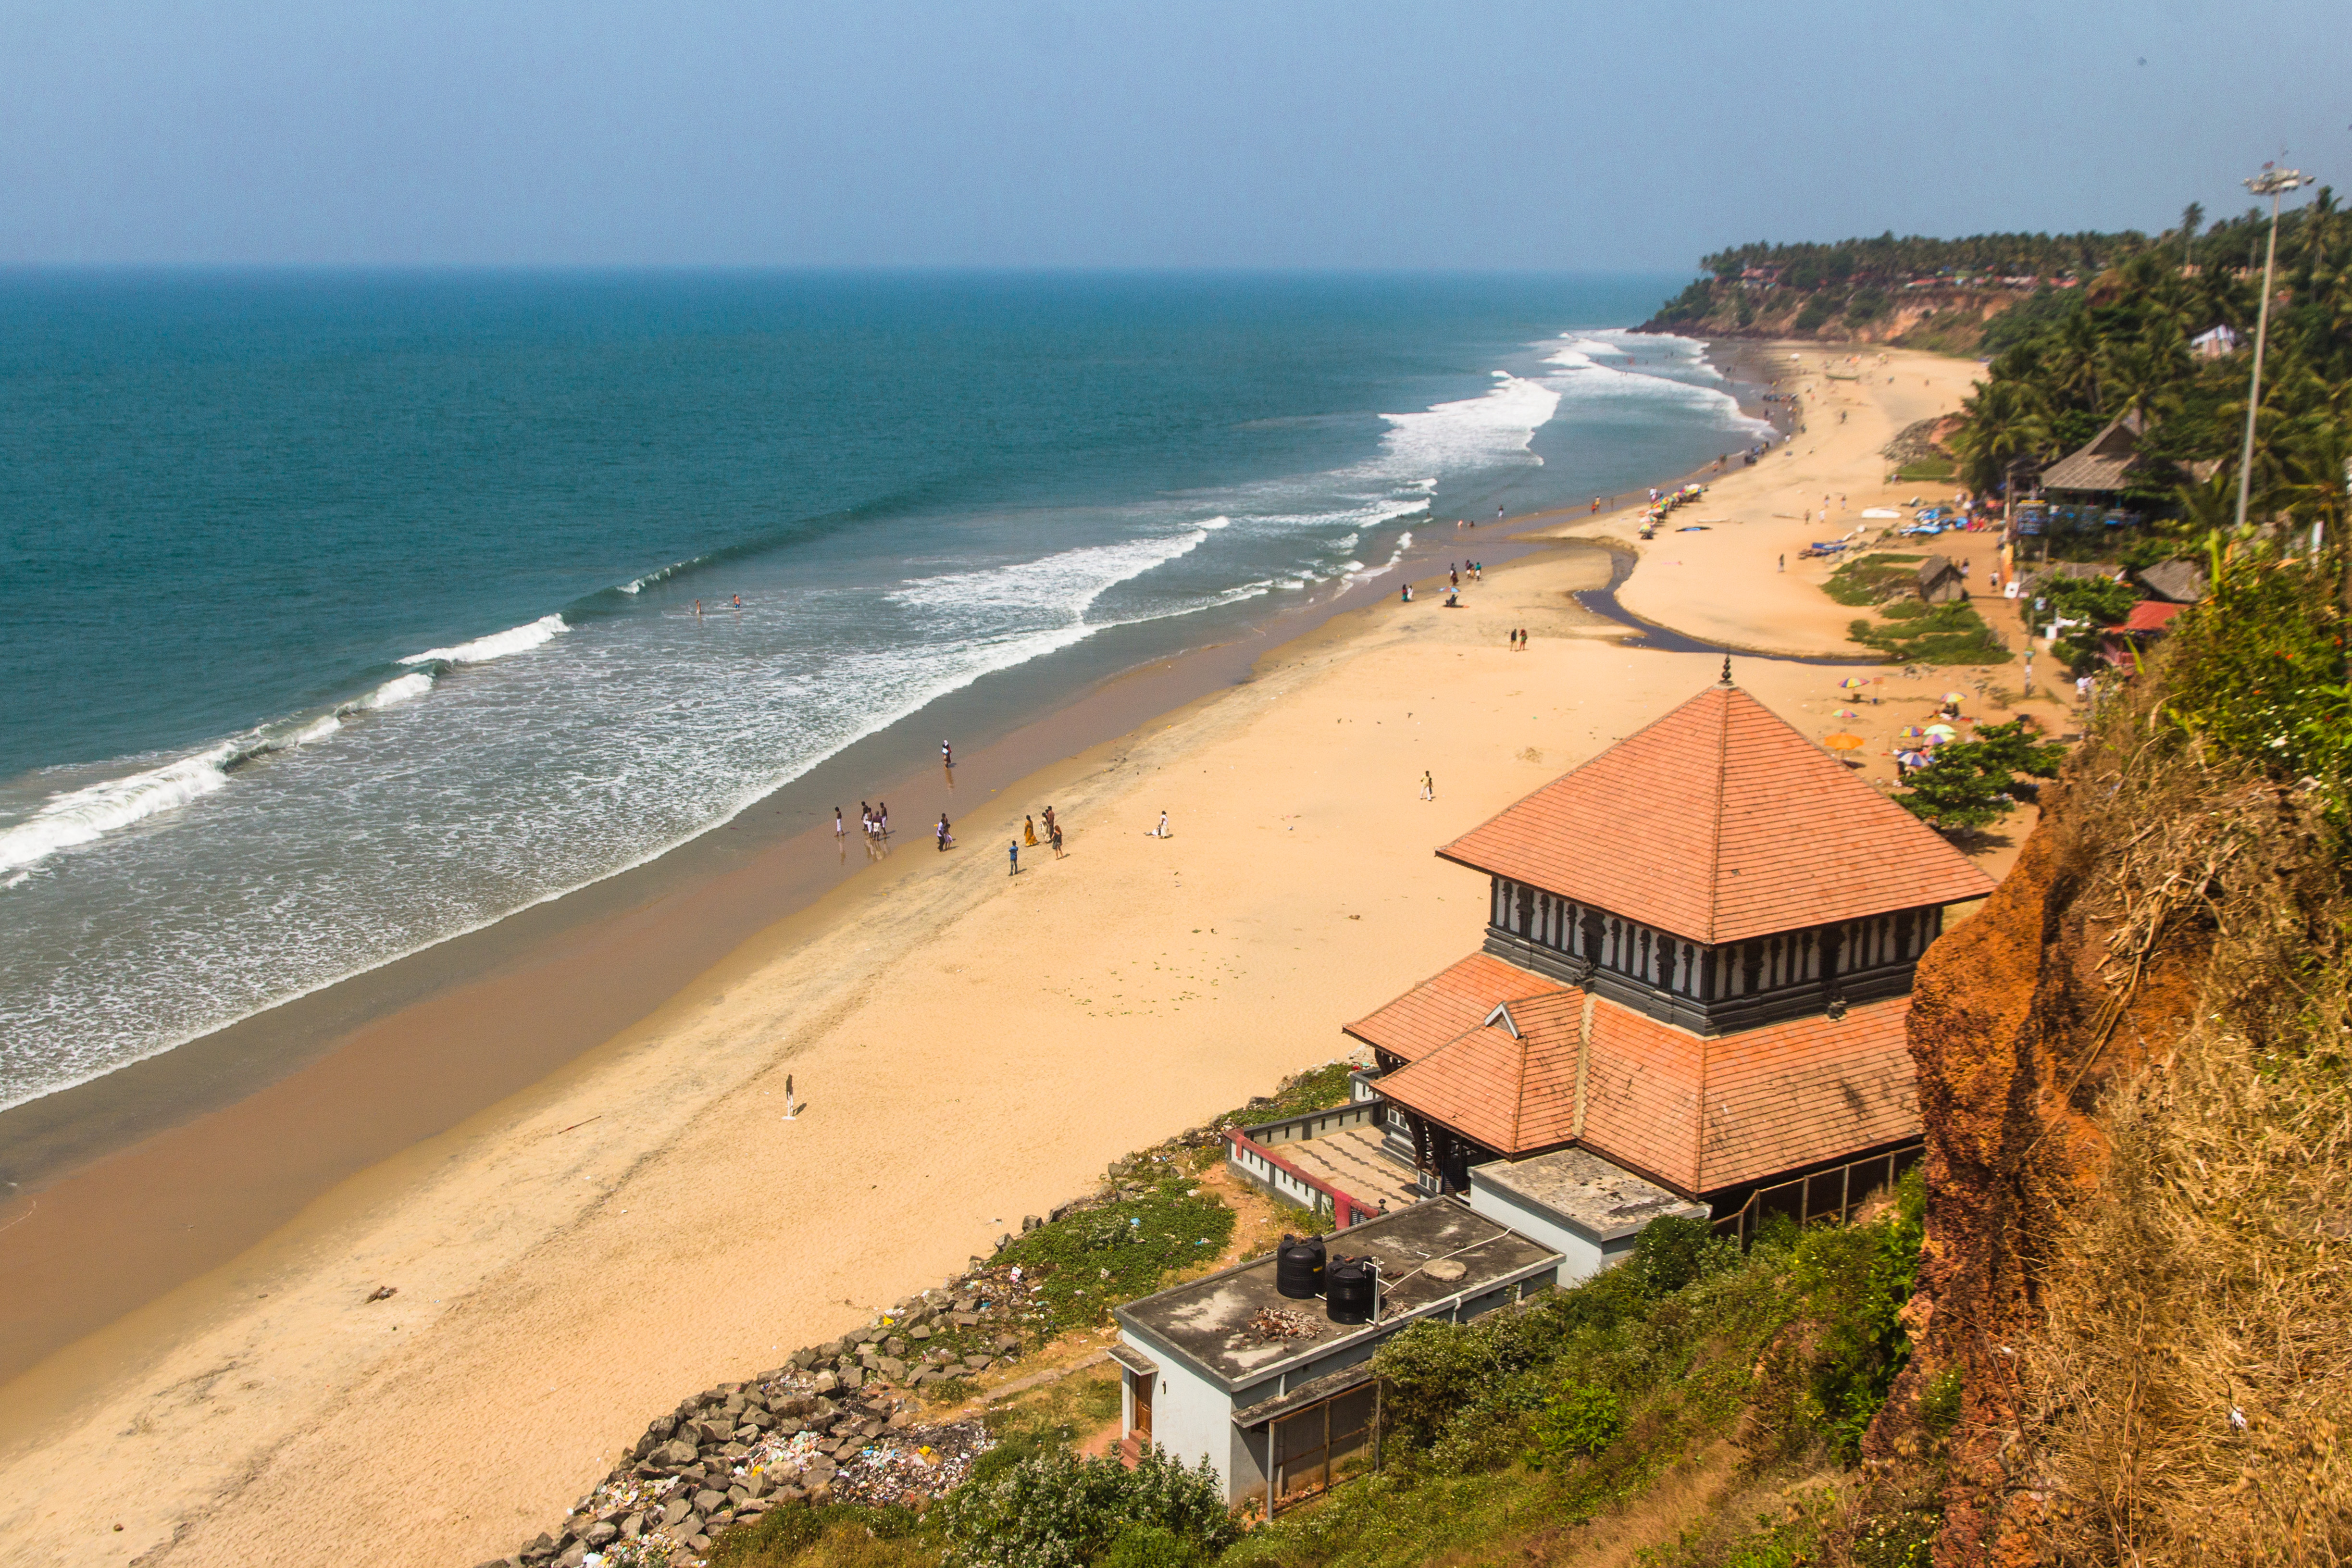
[1833,708,1862,718]
[1924,723,1959,739]
[1942,691,1967,704]
[1823,734,1866,751]
[1896,750,1932,768]
[1838,676,1873,689]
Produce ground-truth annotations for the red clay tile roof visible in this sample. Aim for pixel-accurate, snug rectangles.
[1372,992,1585,1155]
[2117,600,2185,633]
[1343,951,1569,1064]
[1437,682,1996,944]
[1692,996,1915,1191]
[1367,949,1919,1194]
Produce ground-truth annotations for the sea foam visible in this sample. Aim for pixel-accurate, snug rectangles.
[400,613,567,667]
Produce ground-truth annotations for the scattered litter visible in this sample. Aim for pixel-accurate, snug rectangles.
[1248,1306,1322,1342]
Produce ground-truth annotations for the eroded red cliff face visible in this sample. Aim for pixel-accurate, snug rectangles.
[1869,782,2204,1565]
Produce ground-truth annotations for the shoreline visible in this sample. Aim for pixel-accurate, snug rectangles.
[0,336,1787,1391]
[0,342,2050,1568]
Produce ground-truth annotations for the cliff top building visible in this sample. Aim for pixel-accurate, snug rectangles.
[1348,669,1996,1207]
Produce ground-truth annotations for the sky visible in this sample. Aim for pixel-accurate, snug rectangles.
[2,0,2347,270]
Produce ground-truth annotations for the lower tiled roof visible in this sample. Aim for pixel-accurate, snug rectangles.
[1342,950,1569,1064]
[1364,951,1918,1195]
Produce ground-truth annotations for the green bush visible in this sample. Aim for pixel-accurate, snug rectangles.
[1630,1214,1725,1294]
[2160,547,2351,809]
[933,1448,1235,1568]
[1794,296,1838,334]
[1100,1523,1200,1568]
[1528,1382,1626,1466]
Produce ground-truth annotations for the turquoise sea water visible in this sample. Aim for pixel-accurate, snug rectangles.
[0,271,1764,1105]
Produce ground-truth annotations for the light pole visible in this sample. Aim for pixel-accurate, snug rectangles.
[2234,164,2310,534]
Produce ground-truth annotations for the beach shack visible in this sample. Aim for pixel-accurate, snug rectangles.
[1112,1202,1559,1511]
[1913,553,1966,604]
[1335,670,1995,1234]
[2037,410,2145,501]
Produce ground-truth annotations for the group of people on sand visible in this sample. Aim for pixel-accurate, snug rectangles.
[1007,805,1067,872]
[1508,627,1530,651]
[837,801,893,852]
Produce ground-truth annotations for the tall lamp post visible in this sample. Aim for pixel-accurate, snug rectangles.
[2234,164,2310,533]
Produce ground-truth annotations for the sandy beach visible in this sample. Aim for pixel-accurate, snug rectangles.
[0,344,2067,1567]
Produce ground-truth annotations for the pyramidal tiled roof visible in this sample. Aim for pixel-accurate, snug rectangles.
[1437,681,1996,945]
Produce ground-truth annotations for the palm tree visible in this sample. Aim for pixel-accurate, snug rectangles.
[2178,201,2204,271]
[1954,380,2053,495]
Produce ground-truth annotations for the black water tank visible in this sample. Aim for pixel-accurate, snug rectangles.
[1275,1233,1326,1299]
[1325,1256,1377,1324]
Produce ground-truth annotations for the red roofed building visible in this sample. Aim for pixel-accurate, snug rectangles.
[1350,669,1996,1214]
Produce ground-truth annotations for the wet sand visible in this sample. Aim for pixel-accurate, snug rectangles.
[0,343,2066,1568]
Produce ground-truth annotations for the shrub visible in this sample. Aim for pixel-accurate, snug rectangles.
[933,1448,1235,1568]
[1794,296,1838,334]
[1528,1381,1625,1466]
[1917,1366,1963,1439]
[990,1179,1233,1335]
[1629,1213,1722,1294]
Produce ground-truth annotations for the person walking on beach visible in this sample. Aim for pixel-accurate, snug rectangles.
[1008,839,1020,875]
[1050,820,1065,858]
[1420,770,1434,801]
[941,740,953,769]
[1778,554,1785,572]
[1042,804,1057,839]
[1449,565,1458,589]
[1151,809,1170,838]
[937,813,953,850]
[1024,815,1038,846]
[835,807,846,844]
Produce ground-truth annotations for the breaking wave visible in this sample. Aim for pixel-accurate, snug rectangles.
[400,613,567,667]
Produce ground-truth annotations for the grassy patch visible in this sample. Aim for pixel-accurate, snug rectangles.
[709,1504,930,1568]
[1846,601,2011,664]
[1894,457,1955,482]
[965,1370,1123,1491]
[1824,552,1924,607]
[991,1177,1235,1337]
[1218,1062,1356,1127]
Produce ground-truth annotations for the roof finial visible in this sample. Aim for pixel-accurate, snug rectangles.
[1719,653,1734,687]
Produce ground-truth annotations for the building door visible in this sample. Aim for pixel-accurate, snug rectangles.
[1131,1370,1154,1450]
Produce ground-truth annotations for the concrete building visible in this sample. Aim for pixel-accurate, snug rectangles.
[1112,1202,1558,1512]
[1464,1147,1709,1282]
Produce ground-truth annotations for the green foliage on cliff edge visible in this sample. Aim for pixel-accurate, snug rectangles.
[2160,539,2352,813]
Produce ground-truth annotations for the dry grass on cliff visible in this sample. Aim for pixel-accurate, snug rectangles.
[2021,701,2352,1566]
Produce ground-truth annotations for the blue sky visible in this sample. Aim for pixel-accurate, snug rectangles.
[2,0,2346,269]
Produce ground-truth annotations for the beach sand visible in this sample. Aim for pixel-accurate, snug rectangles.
[0,344,2067,1567]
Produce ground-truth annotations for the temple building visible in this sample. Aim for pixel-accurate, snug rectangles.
[1343,668,1996,1226]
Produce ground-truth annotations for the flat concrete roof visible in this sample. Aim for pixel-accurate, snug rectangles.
[1114,1200,1559,1392]
[1468,1147,1710,1243]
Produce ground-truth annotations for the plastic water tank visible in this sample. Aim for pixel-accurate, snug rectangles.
[1325,1256,1378,1324]
[1275,1233,1327,1299]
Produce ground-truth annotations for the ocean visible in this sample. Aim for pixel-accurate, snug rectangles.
[0,270,1767,1108]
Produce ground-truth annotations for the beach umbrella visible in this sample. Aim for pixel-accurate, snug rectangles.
[1896,750,1931,768]
[1924,723,1959,739]
[1941,691,1966,704]
[1895,725,1928,738]
[1838,676,1873,689]
[1833,707,1862,718]
[1823,734,1866,751]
